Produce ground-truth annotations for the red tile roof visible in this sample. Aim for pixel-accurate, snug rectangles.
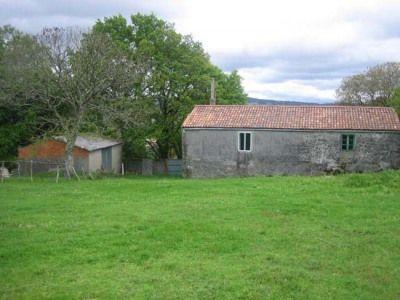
[182,105,400,131]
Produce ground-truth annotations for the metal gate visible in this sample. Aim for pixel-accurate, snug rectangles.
[167,159,182,176]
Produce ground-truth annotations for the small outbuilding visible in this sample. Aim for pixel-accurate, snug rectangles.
[182,105,400,178]
[18,135,122,173]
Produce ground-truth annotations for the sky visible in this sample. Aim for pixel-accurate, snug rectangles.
[1,0,400,103]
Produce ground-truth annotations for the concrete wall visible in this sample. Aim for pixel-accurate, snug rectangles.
[182,129,400,178]
[111,144,122,173]
[88,145,122,173]
[88,150,102,172]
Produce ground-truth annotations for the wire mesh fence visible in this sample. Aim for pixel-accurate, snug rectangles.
[1,159,127,182]
[0,158,183,183]
[1,159,65,182]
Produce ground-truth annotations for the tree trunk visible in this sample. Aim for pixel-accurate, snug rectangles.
[174,137,182,159]
[157,141,170,159]
[64,134,78,179]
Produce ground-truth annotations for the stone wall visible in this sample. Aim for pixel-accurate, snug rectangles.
[182,129,400,178]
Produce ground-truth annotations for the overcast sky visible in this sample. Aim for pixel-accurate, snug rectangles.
[2,0,400,103]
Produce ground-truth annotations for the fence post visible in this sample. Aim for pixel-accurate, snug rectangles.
[1,161,4,183]
[121,163,125,176]
[56,166,60,183]
[71,166,80,181]
[30,160,33,182]
[142,159,153,176]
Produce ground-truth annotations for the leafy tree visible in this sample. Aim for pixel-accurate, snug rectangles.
[388,87,400,115]
[94,14,247,159]
[336,62,400,106]
[0,106,36,160]
[0,25,42,160]
[216,70,247,104]
[1,27,146,177]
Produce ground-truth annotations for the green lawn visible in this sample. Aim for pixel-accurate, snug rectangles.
[1,172,400,299]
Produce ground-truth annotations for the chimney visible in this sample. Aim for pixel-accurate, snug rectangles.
[210,78,216,105]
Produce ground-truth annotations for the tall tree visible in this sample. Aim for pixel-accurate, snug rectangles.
[0,25,42,160]
[94,14,247,159]
[216,70,248,104]
[1,27,145,177]
[389,87,400,115]
[336,62,400,106]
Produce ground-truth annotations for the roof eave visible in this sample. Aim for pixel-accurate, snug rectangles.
[182,126,400,132]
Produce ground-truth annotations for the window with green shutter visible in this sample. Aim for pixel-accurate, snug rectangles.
[238,132,252,151]
[341,134,355,151]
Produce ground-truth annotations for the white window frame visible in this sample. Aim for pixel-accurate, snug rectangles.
[238,131,252,152]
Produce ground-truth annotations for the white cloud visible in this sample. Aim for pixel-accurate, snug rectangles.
[172,0,400,101]
[1,0,400,102]
[0,0,181,32]
[239,68,339,102]
[248,80,336,103]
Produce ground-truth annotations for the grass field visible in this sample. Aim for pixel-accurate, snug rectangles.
[1,172,400,299]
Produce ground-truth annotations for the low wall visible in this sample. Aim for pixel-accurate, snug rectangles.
[124,159,182,176]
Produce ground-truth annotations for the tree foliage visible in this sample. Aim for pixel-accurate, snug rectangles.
[95,14,247,159]
[0,26,146,176]
[0,25,42,160]
[336,62,400,106]
[388,87,400,115]
[1,14,248,163]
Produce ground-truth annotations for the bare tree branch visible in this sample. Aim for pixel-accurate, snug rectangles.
[2,26,148,178]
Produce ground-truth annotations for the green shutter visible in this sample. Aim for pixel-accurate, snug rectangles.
[341,134,355,151]
[348,135,354,150]
[245,133,251,151]
[239,133,244,151]
[342,135,348,150]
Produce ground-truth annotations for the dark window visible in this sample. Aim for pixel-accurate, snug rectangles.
[245,133,251,150]
[239,133,245,150]
[239,132,251,151]
[341,134,355,151]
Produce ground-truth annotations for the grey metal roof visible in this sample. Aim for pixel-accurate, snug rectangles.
[54,136,122,152]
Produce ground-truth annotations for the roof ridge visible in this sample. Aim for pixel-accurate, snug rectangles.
[194,104,394,109]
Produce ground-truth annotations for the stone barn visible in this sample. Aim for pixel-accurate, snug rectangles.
[18,136,122,173]
[182,105,400,178]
